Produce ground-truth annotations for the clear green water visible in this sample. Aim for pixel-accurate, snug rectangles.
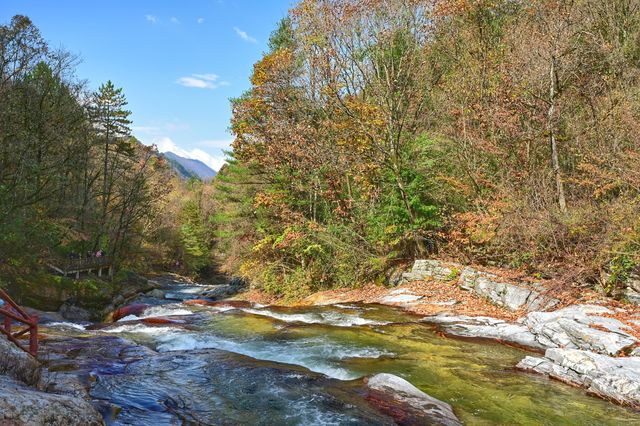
[95,301,640,425]
[45,295,640,425]
[200,305,640,425]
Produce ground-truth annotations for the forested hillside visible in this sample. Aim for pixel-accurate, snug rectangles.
[213,0,640,298]
[2,1,640,300]
[0,16,211,281]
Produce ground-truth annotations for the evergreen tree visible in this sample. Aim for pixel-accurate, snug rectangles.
[88,81,132,251]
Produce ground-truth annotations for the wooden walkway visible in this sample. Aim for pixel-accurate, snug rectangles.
[0,288,38,357]
[48,257,114,280]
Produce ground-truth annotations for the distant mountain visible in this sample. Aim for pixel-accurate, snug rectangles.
[162,151,217,181]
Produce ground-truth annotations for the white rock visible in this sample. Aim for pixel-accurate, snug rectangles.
[458,267,558,312]
[422,314,545,349]
[522,305,637,355]
[367,373,462,426]
[517,348,640,408]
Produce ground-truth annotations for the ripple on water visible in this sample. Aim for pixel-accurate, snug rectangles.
[240,307,390,327]
[89,298,640,425]
[153,332,392,380]
[116,305,194,322]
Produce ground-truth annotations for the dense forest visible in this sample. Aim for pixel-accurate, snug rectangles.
[215,0,640,298]
[0,15,213,284]
[2,0,640,301]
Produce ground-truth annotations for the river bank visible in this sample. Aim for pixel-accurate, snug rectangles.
[233,259,640,410]
[2,265,640,424]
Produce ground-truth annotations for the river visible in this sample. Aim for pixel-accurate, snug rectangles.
[41,278,640,425]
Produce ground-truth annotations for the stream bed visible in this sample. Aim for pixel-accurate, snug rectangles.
[41,280,640,425]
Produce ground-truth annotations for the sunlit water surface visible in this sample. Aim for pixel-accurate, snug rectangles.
[43,283,640,425]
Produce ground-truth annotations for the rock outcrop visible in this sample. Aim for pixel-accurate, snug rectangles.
[397,259,559,312]
[420,303,640,408]
[517,348,640,409]
[521,305,637,356]
[0,375,103,425]
[458,267,558,312]
[0,333,41,386]
[423,304,638,356]
[0,335,104,425]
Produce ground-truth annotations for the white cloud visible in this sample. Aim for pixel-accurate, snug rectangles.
[170,17,180,24]
[176,73,229,89]
[145,15,158,23]
[197,139,234,150]
[193,73,219,81]
[153,137,228,171]
[197,18,205,24]
[234,27,257,43]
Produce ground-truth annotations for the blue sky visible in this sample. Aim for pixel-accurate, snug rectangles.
[1,0,291,170]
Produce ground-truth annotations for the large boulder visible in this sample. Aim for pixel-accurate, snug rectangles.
[366,373,462,426]
[517,348,640,409]
[0,375,103,425]
[199,283,245,300]
[522,304,638,356]
[0,335,40,386]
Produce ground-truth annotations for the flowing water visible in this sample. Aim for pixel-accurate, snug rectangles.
[41,280,640,425]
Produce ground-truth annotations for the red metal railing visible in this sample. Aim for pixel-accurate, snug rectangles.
[0,288,38,357]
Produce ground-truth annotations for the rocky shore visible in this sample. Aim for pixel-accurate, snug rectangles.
[242,259,640,411]
[0,273,181,425]
[0,334,104,425]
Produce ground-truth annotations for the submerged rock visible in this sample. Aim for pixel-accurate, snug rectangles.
[517,348,640,409]
[110,303,149,322]
[366,373,462,426]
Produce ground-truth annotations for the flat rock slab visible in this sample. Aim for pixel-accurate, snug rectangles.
[421,314,545,350]
[422,304,639,356]
[517,348,640,409]
[378,289,424,305]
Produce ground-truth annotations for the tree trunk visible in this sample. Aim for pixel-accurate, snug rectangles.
[548,55,567,213]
